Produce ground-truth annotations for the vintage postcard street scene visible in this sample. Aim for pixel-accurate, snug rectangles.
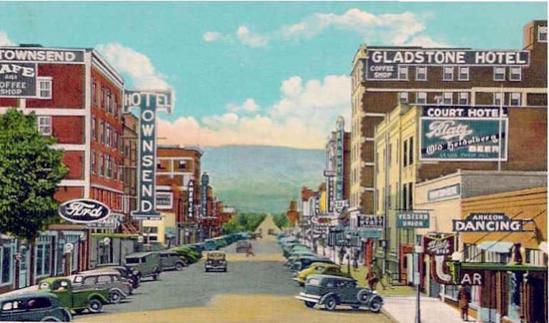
[0,1,547,322]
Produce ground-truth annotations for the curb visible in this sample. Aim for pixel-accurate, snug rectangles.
[382,307,400,323]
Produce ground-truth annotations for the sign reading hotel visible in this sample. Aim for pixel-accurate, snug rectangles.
[0,63,37,97]
[453,213,530,232]
[364,49,529,80]
[420,106,508,161]
[396,211,430,228]
[125,90,173,220]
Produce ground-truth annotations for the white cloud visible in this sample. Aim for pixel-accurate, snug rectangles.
[158,74,350,149]
[0,31,14,46]
[227,98,260,114]
[96,43,170,90]
[236,25,268,48]
[203,31,222,42]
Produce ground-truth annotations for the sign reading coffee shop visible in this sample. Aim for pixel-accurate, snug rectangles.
[59,199,111,223]
[453,213,530,232]
[125,90,173,220]
[364,48,529,81]
[0,63,37,98]
[420,106,508,161]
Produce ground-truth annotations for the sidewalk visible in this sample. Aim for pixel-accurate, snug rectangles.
[383,296,465,323]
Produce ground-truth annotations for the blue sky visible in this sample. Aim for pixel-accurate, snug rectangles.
[0,2,545,148]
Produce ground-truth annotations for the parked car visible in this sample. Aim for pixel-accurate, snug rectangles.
[71,271,132,304]
[89,265,140,289]
[290,256,334,272]
[204,251,227,272]
[171,246,201,263]
[0,292,72,322]
[124,252,161,281]
[203,240,219,251]
[295,275,383,312]
[236,241,252,253]
[187,243,205,254]
[293,263,351,286]
[159,251,187,271]
[38,277,109,315]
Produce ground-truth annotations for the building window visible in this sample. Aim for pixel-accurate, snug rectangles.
[493,92,503,106]
[101,88,106,109]
[0,243,13,285]
[493,67,506,81]
[35,242,51,278]
[458,67,469,81]
[403,140,408,167]
[100,121,105,144]
[105,124,111,147]
[459,92,469,105]
[38,78,52,99]
[416,67,427,81]
[442,92,453,105]
[106,90,112,113]
[398,66,408,80]
[106,155,112,178]
[91,151,96,174]
[510,92,521,106]
[156,192,173,209]
[408,137,414,165]
[509,67,522,81]
[538,26,548,42]
[408,182,413,210]
[443,66,454,81]
[399,92,408,104]
[92,81,96,105]
[402,184,408,210]
[416,92,427,104]
[99,154,104,176]
[37,116,52,136]
[178,160,187,170]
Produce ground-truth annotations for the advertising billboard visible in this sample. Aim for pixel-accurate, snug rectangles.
[420,106,508,161]
[0,47,85,64]
[0,63,37,98]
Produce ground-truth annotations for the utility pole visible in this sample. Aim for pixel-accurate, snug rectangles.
[497,84,504,171]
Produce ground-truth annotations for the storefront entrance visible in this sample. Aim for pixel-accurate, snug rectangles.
[17,246,30,289]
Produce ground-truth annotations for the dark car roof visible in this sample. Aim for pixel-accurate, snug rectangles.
[0,292,58,301]
[308,274,356,282]
[125,252,155,257]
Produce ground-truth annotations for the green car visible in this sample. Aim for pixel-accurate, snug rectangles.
[38,277,109,315]
[0,292,72,322]
[171,246,201,263]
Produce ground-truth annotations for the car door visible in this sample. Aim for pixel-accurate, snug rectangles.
[96,275,113,291]
[26,296,55,321]
[0,299,26,322]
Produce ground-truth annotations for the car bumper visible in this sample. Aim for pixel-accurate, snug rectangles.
[292,278,305,285]
[295,292,321,303]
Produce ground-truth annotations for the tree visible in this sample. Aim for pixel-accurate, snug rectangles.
[273,213,292,229]
[0,109,67,241]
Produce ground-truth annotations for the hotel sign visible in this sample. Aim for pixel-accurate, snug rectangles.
[453,213,529,232]
[364,49,529,80]
[0,63,37,98]
[0,47,85,64]
[396,211,430,228]
[420,106,508,161]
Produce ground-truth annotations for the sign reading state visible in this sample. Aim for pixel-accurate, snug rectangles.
[365,48,529,80]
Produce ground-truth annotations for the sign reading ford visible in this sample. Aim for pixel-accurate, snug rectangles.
[0,63,37,98]
[453,213,530,232]
[58,199,111,223]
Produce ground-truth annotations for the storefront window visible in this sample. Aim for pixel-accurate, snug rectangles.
[507,272,522,322]
[444,284,459,300]
[1,244,13,285]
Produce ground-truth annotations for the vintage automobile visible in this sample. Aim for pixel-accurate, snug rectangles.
[71,271,132,304]
[204,251,227,272]
[293,263,351,286]
[235,240,252,253]
[0,292,72,322]
[89,265,140,289]
[159,251,187,271]
[38,278,109,315]
[290,256,334,272]
[171,246,201,264]
[124,252,162,281]
[295,275,383,312]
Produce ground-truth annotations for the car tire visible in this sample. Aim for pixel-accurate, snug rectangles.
[87,299,103,313]
[153,273,159,281]
[175,263,184,271]
[40,317,61,322]
[304,301,315,308]
[109,290,123,304]
[323,295,337,311]
[369,297,382,313]
[357,289,370,304]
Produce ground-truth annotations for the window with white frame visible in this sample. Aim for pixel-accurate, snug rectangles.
[156,192,173,209]
[443,66,454,81]
[106,155,112,178]
[91,151,96,174]
[35,240,51,278]
[416,67,427,81]
[458,67,470,81]
[0,243,14,285]
[443,92,453,105]
[92,81,96,105]
[399,92,409,104]
[38,78,52,99]
[100,121,105,144]
[509,67,522,81]
[493,92,504,106]
[416,92,427,104]
[459,92,469,105]
[91,118,96,141]
[37,116,52,136]
[99,153,104,176]
[510,92,521,106]
[105,124,111,148]
[398,66,409,80]
[538,26,547,42]
[493,67,506,81]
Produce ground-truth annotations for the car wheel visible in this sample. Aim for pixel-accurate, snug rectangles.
[369,297,382,313]
[40,317,60,322]
[323,296,337,311]
[304,301,315,308]
[153,273,159,281]
[109,290,123,304]
[357,289,370,303]
[87,299,103,313]
[175,263,184,271]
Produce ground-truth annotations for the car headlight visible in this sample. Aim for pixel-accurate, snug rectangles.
[132,270,139,275]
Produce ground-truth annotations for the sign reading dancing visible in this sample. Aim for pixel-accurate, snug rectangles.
[453,213,530,232]
[125,90,173,219]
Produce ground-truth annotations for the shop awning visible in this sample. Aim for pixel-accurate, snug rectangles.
[460,262,546,272]
[477,241,513,253]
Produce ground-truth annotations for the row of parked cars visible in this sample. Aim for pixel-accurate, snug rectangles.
[276,233,384,313]
[0,233,250,322]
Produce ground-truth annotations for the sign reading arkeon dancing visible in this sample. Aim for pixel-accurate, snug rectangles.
[124,90,173,220]
[453,213,530,232]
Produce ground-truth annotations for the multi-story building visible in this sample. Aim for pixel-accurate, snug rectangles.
[121,112,139,233]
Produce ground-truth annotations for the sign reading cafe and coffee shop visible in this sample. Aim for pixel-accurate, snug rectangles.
[364,48,529,81]
[58,199,111,223]
[420,106,508,161]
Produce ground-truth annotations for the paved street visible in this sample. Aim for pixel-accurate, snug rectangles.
[75,238,393,323]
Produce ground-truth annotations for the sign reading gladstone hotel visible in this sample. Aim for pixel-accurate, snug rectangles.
[365,48,529,80]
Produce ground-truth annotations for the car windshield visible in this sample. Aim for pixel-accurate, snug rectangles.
[126,257,140,264]
[307,278,321,286]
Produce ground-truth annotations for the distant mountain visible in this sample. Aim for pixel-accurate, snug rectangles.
[201,145,324,214]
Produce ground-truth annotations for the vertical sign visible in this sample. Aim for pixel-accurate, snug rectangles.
[187,180,194,219]
[124,90,173,220]
[200,172,209,217]
[335,116,345,200]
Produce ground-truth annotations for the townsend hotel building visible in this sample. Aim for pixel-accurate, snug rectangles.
[348,21,547,261]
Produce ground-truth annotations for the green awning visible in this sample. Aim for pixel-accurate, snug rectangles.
[460,262,547,272]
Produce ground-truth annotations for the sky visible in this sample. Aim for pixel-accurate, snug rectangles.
[0,2,546,149]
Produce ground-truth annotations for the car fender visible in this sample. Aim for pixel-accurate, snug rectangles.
[109,287,128,297]
[370,294,383,304]
[88,293,109,304]
[319,293,339,305]
[40,316,62,322]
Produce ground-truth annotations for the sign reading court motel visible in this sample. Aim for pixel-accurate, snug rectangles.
[364,48,530,80]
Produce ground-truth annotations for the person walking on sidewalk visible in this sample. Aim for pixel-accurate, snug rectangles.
[245,244,255,257]
[366,266,379,290]
[458,282,472,321]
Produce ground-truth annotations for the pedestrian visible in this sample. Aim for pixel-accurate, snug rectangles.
[352,249,360,271]
[458,282,472,321]
[245,244,255,257]
[366,266,379,290]
[338,246,346,264]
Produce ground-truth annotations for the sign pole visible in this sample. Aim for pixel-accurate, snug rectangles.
[497,84,504,171]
